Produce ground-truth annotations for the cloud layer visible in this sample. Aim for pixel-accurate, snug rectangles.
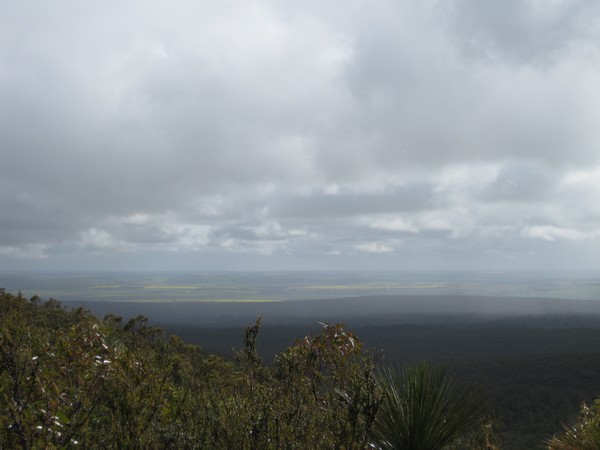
[1,0,600,270]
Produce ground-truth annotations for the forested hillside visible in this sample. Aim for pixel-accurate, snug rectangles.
[0,289,597,449]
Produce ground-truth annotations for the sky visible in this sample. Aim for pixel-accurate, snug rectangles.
[1,0,600,271]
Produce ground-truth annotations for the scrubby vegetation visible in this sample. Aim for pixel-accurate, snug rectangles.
[0,288,598,449]
[0,289,383,449]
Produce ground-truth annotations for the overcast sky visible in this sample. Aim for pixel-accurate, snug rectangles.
[1,0,600,271]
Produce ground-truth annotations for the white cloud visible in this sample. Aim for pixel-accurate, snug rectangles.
[160,224,211,250]
[79,229,130,251]
[0,244,48,259]
[522,226,597,241]
[368,216,420,233]
[355,242,395,253]
[120,213,152,225]
[561,167,600,193]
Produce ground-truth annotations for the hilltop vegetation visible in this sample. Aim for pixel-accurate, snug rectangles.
[0,289,384,449]
[0,288,599,449]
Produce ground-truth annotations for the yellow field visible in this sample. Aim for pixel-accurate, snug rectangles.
[124,298,279,303]
[294,284,446,290]
[143,285,203,290]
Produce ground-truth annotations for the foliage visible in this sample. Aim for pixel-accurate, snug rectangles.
[275,322,383,448]
[372,363,487,450]
[14,287,596,449]
[547,399,600,449]
[448,416,503,450]
[0,290,382,449]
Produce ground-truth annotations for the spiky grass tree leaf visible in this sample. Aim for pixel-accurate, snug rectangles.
[372,363,487,450]
[548,399,600,449]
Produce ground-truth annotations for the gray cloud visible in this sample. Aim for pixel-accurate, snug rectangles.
[272,184,436,218]
[445,0,600,64]
[1,0,600,270]
[479,161,556,202]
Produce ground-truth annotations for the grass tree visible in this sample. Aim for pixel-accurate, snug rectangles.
[547,399,600,450]
[372,363,487,450]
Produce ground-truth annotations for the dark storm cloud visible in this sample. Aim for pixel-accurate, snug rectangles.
[1,0,600,269]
